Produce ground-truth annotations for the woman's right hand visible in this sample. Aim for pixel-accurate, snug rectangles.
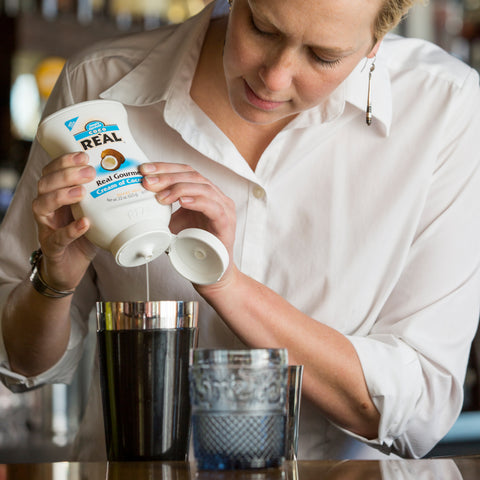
[31,151,97,292]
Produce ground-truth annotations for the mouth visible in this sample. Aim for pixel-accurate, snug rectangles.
[244,81,286,111]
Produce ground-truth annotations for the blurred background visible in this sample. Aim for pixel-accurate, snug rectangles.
[0,0,479,462]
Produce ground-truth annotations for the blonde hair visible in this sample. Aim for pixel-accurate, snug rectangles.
[374,0,426,41]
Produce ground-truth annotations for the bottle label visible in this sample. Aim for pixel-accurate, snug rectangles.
[67,118,147,204]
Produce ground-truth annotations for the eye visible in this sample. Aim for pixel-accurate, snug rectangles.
[309,50,342,68]
[249,14,273,36]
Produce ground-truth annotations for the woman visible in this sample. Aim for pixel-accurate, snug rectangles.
[1,0,479,460]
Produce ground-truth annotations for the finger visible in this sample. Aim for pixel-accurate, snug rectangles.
[40,217,91,255]
[38,164,96,196]
[141,169,207,193]
[33,185,86,222]
[41,152,90,176]
[139,162,235,231]
[139,162,194,176]
[139,162,228,197]
[179,196,234,231]
[170,196,236,258]
[168,184,236,230]
[140,162,203,191]
[151,179,222,205]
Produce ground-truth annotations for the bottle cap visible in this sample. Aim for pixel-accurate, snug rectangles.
[111,223,172,267]
[168,228,229,285]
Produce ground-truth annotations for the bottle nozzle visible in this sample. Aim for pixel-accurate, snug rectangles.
[139,248,154,263]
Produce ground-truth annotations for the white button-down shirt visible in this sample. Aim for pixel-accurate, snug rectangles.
[1,0,480,461]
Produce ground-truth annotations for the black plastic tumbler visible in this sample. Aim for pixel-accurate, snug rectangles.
[96,301,198,461]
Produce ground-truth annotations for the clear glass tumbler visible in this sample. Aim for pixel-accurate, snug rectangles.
[285,365,304,461]
[189,348,288,470]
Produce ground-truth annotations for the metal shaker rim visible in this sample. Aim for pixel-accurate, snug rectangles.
[96,300,198,331]
[191,348,288,367]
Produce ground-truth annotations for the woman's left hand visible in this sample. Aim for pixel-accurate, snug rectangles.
[139,162,237,276]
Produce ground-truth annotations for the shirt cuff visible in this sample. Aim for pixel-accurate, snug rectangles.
[0,314,85,393]
[345,333,424,453]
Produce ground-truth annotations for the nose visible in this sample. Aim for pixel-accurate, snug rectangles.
[258,48,294,92]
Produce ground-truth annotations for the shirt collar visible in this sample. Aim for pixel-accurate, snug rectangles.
[101,1,392,136]
[100,1,216,105]
[277,49,392,135]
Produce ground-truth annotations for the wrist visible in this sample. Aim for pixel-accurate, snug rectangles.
[195,264,242,301]
[29,249,75,298]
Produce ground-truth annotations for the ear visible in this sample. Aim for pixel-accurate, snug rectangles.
[367,39,382,58]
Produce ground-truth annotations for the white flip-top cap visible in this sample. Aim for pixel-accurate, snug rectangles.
[111,224,172,267]
[167,228,229,285]
[111,224,228,284]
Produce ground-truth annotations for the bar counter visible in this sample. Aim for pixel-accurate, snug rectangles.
[3,458,480,480]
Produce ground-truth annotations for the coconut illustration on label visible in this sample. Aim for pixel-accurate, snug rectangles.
[36,100,229,285]
[100,148,125,171]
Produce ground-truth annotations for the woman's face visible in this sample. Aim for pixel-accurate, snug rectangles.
[223,0,382,125]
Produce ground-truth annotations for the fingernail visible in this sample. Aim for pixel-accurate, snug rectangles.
[156,190,171,203]
[180,196,194,204]
[76,217,89,231]
[73,152,88,164]
[141,163,155,173]
[80,166,95,178]
[69,186,84,198]
[145,175,159,185]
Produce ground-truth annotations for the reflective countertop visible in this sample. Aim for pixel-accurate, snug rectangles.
[3,458,480,480]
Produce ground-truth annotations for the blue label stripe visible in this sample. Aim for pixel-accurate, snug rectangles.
[74,124,120,141]
[90,176,142,198]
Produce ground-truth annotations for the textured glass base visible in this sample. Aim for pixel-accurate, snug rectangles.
[193,412,285,470]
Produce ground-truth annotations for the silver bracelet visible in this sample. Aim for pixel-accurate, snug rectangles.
[29,249,75,298]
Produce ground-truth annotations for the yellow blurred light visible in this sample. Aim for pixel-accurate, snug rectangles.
[34,56,66,99]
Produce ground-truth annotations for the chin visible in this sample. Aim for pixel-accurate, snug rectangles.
[231,101,287,125]
[238,111,280,126]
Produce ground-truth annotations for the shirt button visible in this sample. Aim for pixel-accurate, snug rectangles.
[253,186,265,199]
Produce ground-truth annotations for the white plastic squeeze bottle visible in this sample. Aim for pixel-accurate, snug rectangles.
[36,99,228,285]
